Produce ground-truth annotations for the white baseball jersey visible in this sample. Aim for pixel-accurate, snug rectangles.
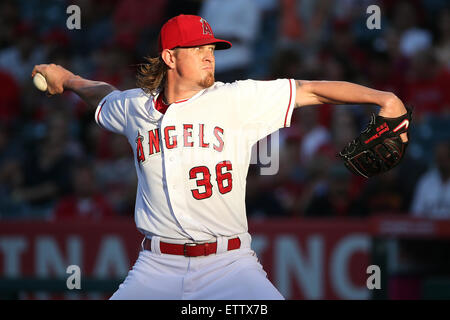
[95,79,296,241]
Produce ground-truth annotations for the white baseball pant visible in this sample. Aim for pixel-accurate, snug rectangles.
[109,233,284,300]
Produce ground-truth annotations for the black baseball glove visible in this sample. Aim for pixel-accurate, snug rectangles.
[339,107,412,178]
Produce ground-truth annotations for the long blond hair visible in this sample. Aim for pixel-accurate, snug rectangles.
[136,56,168,96]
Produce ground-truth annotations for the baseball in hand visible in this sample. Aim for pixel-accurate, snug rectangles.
[33,72,48,91]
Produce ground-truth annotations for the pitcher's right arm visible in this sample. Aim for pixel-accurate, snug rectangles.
[32,64,116,109]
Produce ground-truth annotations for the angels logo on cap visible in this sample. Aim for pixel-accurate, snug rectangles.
[158,15,232,53]
[200,18,213,36]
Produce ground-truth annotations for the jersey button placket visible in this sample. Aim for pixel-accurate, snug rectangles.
[161,109,194,237]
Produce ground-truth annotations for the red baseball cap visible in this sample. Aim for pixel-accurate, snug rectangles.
[158,15,232,53]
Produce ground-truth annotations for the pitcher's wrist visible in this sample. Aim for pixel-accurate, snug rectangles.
[63,74,82,91]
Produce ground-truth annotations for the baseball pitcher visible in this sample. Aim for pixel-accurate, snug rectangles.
[31,15,411,299]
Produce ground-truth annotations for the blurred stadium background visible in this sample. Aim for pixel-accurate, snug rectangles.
[0,0,449,300]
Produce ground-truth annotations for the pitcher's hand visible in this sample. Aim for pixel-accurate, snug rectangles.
[31,64,76,95]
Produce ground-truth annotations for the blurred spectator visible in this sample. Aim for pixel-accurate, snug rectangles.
[389,1,422,34]
[90,43,134,89]
[389,1,433,58]
[11,136,73,218]
[296,106,331,164]
[200,0,262,82]
[322,19,368,82]
[271,132,305,216]
[114,0,167,34]
[17,0,68,34]
[7,107,79,219]
[0,126,27,218]
[68,0,117,56]
[410,140,450,218]
[0,70,20,127]
[320,55,348,81]
[79,117,114,161]
[270,48,304,80]
[41,29,71,62]
[294,153,334,216]
[45,110,84,159]
[353,169,409,216]
[113,0,167,57]
[328,107,359,152]
[368,51,405,97]
[0,0,20,49]
[94,135,137,216]
[434,8,450,70]
[279,0,303,44]
[305,164,360,217]
[400,28,432,58]
[404,49,450,119]
[279,0,332,54]
[248,0,280,79]
[318,106,368,201]
[0,22,46,85]
[246,165,286,217]
[53,161,117,220]
[378,29,410,78]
